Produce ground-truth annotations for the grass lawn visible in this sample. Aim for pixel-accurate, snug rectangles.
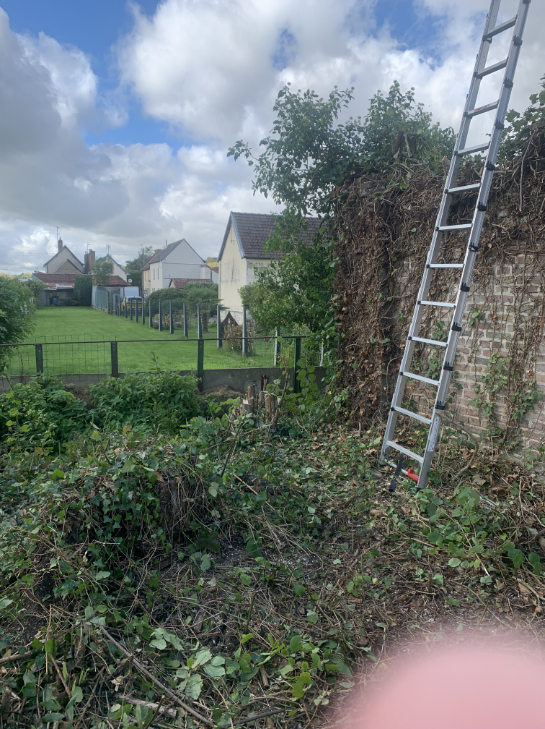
[6,307,281,376]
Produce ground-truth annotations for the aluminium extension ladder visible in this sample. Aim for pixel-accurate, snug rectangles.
[380,0,531,490]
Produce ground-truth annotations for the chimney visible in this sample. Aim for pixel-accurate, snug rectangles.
[58,237,63,253]
[87,249,95,273]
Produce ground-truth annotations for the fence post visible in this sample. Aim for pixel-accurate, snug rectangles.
[274,328,280,366]
[159,301,163,331]
[183,302,188,337]
[149,300,152,328]
[125,299,128,318]
[169,301,174,334]
[111,341,119,378]
[35,344,43,375]
[197,303,203,339]
[293,336,302,394]
[142,299,146,325]
[136,299,139,324]
[217,304,222,348]
[130,299,133,321]
[197,337,204,392]
[242,306,248,357]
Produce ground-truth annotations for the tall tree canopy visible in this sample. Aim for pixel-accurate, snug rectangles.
[229,81,455,336]
[0,278,34,370]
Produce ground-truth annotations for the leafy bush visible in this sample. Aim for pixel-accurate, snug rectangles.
[74,275,92,306]
[89,371,203,431]
[0,278,35,369]
[63,298,79,306]
[0,376,88,448]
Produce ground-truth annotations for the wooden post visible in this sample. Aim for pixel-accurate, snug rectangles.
[135,299,139,323]
[197,337,204,392]
[183,302,188,338]
[111,341,119,378]
[169,301,174,334]
[35,344,43,375]
[149,299,152,328]
[242,306,248,357]
[130,299,133,321]
[247,384,256,413]
[293,336,302,394]
[142,299,146,325]
[158,301,163,331]
[197,303,203,339]
[217,305,222,348]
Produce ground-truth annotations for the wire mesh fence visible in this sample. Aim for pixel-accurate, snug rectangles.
[1,335,313,378]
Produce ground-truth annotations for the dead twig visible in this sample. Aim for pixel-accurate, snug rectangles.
[95,624,213,726]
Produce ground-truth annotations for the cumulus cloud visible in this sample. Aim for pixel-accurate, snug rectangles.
[0,0,544,275]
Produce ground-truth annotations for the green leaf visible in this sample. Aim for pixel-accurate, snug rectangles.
[0,598,14,611]
[184,673,203,700]
[289,634,303,653]
[42,713,65,722]
[150,638,167,650]
[294,584,306,597]
[306,611,319,624]
[508,548,525,570]
[204,664,226,678]
[192,648,212,668]
[448,558,461,568]
[240,573,252,587]
[528,553,542,575]
[95,571,111,581]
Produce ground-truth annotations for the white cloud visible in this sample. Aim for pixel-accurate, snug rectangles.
[0,0,544,275]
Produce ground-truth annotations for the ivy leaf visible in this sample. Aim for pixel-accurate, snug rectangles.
[240,573,252,587]
[204,664,226,678]
[184,674,203,700]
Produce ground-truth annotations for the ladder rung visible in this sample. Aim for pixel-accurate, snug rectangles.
[386,441,424,465]
[428,263,464,269]
[476,58,508,79]
[401,371,440,387]
[446,183,481,194]
[466,100,500,118]
[438,224,472,231]
[456,142,490,157]
[419,300,456,308]
[392,406,432,425]
[484,17,516,40]
[410,336,447,348]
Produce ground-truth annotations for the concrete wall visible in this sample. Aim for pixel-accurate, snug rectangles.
[0,367,327,395]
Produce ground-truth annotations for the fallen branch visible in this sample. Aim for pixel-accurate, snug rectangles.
[118,695,176,719]
[95,624,213,726]
[235,708,286,725]
[0,650,34,666]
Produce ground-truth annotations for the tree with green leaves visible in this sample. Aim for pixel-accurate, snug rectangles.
[229,81,455,337]
[125,246,156,290]
[92,257,113,285]
[0,278,34,370]
[23,278,47,305]
[500,74,545,161]
[74,275,92,306]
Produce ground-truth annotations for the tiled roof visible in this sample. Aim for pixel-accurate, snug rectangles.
[218,213,322,261]
[94,276,131,287]
[142,241,181,270]
[169,278,212,289]
[33,272,79,285]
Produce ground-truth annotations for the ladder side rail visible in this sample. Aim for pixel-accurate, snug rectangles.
[419,0,533,488]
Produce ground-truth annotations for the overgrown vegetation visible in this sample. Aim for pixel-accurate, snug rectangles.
[0,277,36,369]
[0,375,544,728]
[229,81,455,341]
[74,275,93,306]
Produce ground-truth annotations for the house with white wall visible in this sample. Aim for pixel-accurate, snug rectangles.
[217,212,322,318]
[142,239,212,296]
[43,239,84,274]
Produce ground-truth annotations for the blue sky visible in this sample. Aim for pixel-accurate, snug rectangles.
[0,0,543,274]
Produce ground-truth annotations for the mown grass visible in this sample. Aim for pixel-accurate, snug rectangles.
[6,307,279,375]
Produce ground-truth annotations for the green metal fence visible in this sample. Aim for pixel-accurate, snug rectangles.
[1,335,312,390]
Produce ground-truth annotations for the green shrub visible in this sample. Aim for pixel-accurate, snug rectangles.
[89,371,203,431]
[0,376,88,448]
[63,298,79,306]
[74,275,92,306]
